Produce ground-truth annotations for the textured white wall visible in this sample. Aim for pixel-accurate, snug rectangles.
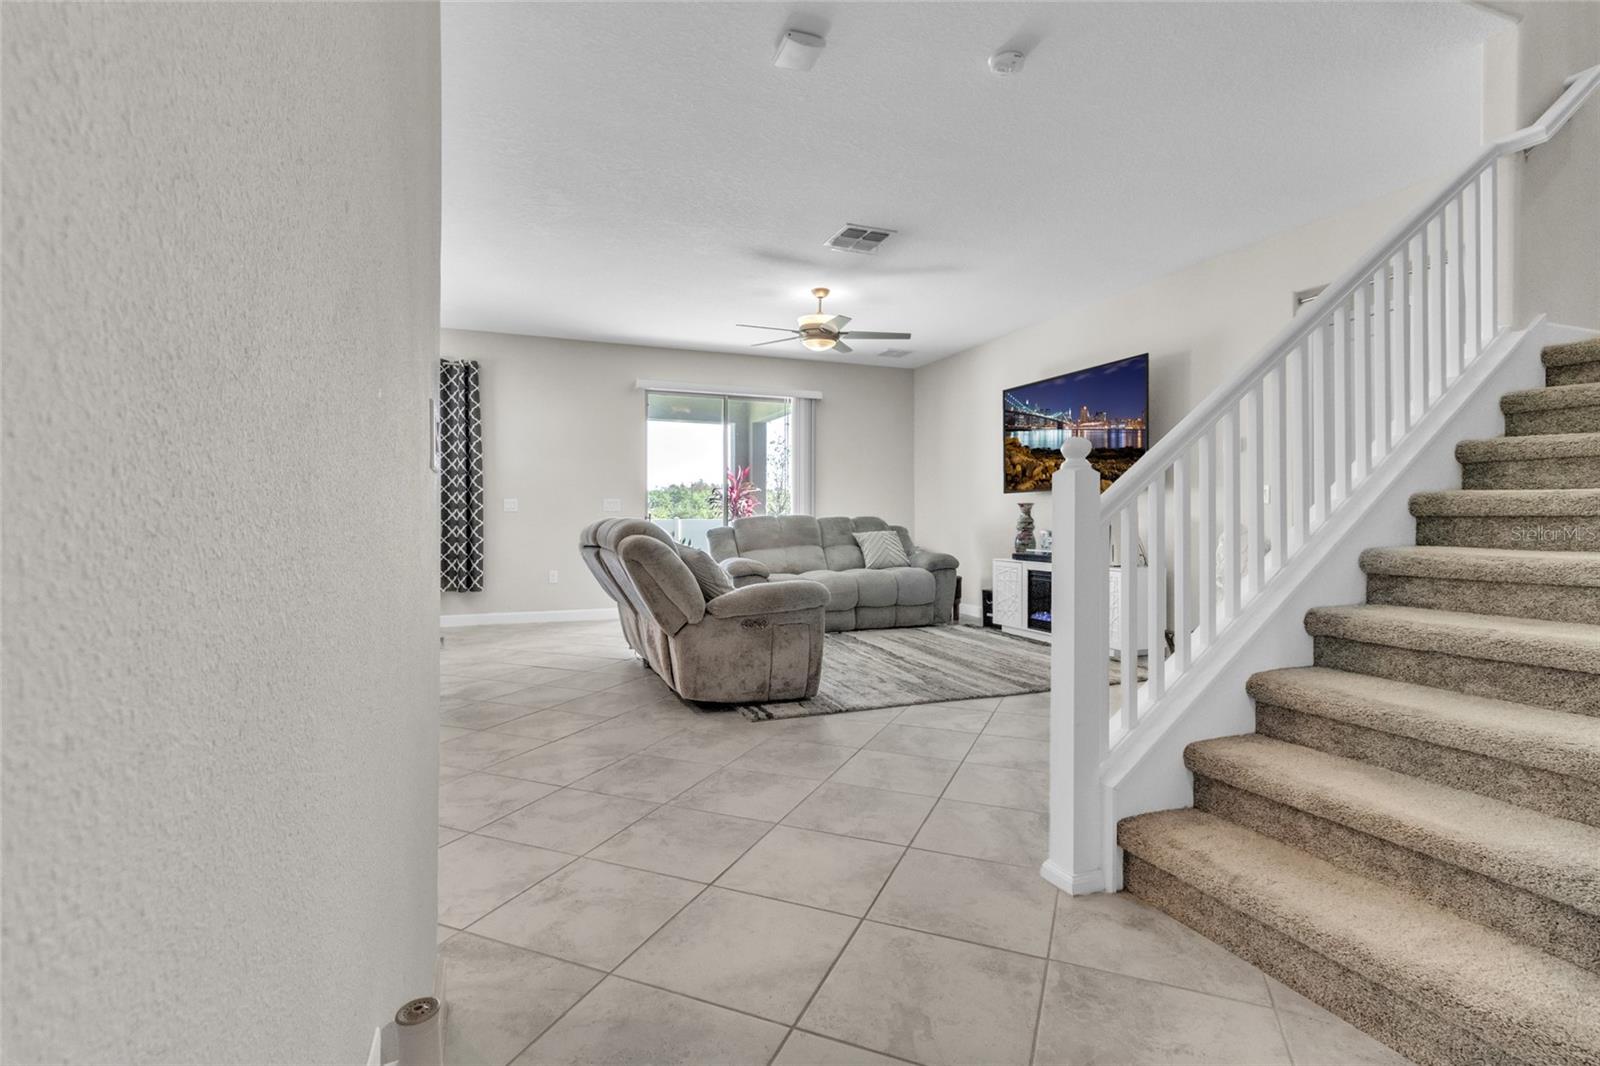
[1492,2,1600,326]
[912,179,1439,614]
[2,4,441,1063]
[438,330,915,618]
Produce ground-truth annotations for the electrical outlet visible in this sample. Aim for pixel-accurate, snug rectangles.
[602,498,622,513]
[503,498,519,512]
[548,569,560,584]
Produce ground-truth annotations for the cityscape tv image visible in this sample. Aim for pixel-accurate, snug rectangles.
[1003,353,1149,493]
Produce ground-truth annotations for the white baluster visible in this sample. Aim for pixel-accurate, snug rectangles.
[1197,431,1216,649]
[1450,194,1466,381]
[1046,436,1109,894]
[1247,382,1264,597]
[1485,164,1498,340]
[1332,302,1349,505]
[1271,364,1288,575]
[1146,480,1165,702]
[1119,506,1138,730]
[1373,262,1391,458]
[1466,178,1481,362]
[1352,282,1369,484]
[1223,409,1240,622]
[1173,450,1191,674]
[1414,229,1429,417]
[1310,325,1327,528]
[1397,244,1413,435]
[1294,343,1313,549]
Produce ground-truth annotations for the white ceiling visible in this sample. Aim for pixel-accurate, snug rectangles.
[441,2,1503,368]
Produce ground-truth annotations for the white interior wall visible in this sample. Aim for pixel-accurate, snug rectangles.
[1,4,441,1062]
[1486,2,1600,326]
[438,330,915,619]
[913,178,1446,614]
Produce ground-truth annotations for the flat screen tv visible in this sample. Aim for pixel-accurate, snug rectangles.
[1003,353,1149,493]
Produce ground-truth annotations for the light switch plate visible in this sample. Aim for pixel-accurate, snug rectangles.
[503,498,519,512]
[602,498,622,513]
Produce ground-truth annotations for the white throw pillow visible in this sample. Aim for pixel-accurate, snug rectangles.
[853,529,909,570]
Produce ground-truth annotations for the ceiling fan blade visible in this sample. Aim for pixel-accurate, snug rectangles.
[736,323,800,333]
[830,340,853,354]
[820,314,852,331]
[840,331,912,340]
[750,335,799,347]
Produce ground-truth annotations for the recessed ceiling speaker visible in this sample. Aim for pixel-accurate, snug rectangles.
[774,30,825,71]
[989,50,1026,76]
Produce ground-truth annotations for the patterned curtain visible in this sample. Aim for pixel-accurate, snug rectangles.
[439,359,484,592]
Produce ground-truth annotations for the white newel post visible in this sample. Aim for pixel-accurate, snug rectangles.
[1042,438,1112,895]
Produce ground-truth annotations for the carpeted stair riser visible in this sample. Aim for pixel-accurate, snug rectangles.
[1254,702,1600,827]
[1462,456,1600,490]
[1313,635,1600,715]
[1505,406,1600,436]
[1547,360,1600,386]
[1121,856,1510,1066]
[1501,383,1600,437]
[1416,515,1600,551]
[1366,572,1600,625]
[1190,774,1600,974]
[1543,339,1600,388]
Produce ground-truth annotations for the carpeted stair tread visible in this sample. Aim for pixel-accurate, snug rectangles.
[1119,808,1600,1065]
[1410,488,1600,517]
[1304,604,1600,674]
[1543,338,1600,368]
[1184,735,1600,914]
[1246,666,1600,783]
[1502,381,1600,413]
[1359,544,1600,588]
[1457,431,1600,463]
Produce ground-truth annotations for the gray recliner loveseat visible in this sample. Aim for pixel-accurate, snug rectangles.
[580,518,829,703]
[707,515,959,632]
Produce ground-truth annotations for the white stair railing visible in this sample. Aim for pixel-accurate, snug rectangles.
[1046,64,1600,896]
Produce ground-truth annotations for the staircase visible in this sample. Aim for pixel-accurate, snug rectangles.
[1119,337,1600,1066]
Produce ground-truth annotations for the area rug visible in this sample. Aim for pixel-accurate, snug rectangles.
[735,625,1052,721]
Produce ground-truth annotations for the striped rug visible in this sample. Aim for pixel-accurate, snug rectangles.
[737,624,1051,721]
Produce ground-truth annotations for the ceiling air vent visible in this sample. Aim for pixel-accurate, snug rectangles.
[825,224,896,254]
[877,348,913,359]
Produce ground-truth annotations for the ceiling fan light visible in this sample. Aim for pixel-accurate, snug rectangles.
[801,336,836,351]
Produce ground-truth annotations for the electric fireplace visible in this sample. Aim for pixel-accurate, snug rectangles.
[1028,569,1052,633]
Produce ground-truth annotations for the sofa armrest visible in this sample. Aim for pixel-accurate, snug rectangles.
[909,549,959,572]
[704,579,829,619]
[720,557,771,586]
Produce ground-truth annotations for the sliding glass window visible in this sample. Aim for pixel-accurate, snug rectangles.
[646,391,794,549]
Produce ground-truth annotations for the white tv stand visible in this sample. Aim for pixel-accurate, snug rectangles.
[992,557,1149,655]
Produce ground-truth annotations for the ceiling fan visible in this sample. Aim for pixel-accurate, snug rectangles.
[736,288,911,354]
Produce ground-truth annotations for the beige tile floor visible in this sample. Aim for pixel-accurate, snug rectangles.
[436,620,1410,1066]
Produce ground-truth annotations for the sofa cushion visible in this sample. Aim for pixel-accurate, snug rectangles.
[887,566,937,606]
[853,568,899,608]
[819,516,867,571]
[797,569,858,611]
[725,515,827,574]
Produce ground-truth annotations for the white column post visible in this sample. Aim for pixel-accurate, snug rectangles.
[1042,438,1111,895]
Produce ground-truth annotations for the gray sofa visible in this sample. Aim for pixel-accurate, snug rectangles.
[707,515,958,632]
[580,518,829,703]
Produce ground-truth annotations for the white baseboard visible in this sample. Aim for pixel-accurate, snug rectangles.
[958,602,983,624]
[1039,858,1105,896]
[440,608,615,628]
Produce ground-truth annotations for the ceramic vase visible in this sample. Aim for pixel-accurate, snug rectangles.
[1014,502,1036,553]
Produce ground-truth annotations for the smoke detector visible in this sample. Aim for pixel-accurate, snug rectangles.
[774,30,825,71]
[989,51,1026,76]
[825,224,895,254]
